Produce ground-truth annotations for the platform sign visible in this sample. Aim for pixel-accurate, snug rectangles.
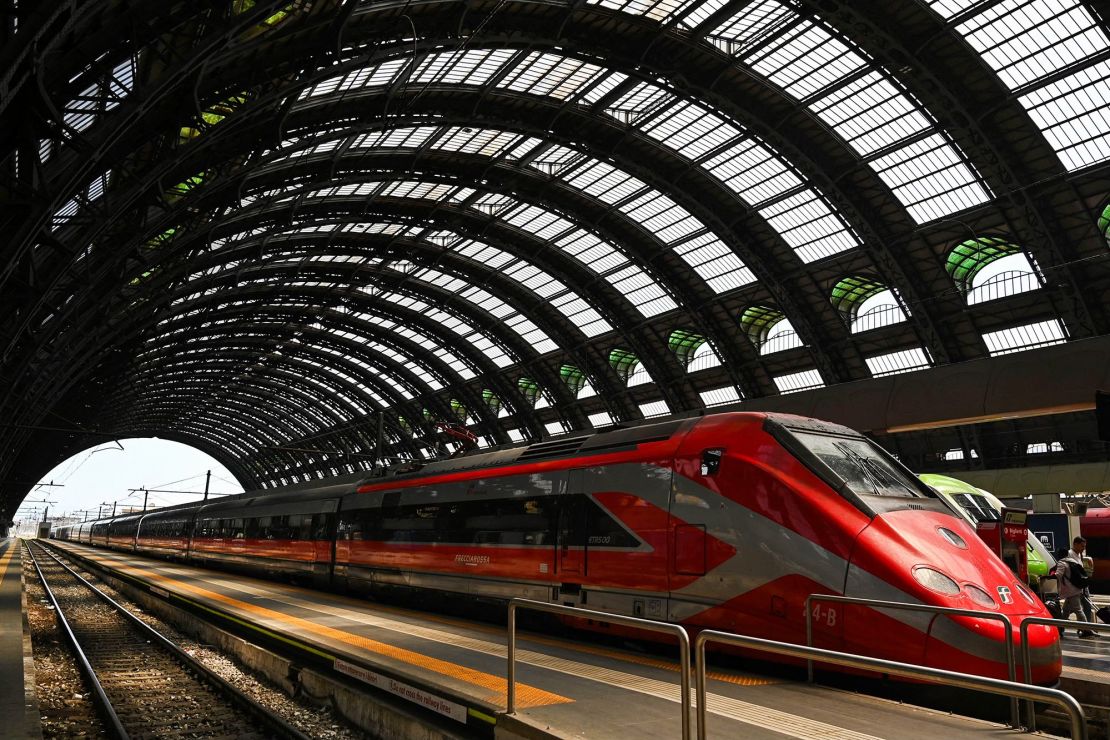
[1028,513,1069,558]
[334,658,468,723]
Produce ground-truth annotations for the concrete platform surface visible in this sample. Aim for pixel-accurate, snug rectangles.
[0,539,42,740]
[49,541,1055,739]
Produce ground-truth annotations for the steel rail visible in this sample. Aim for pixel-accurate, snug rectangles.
[25,541,131,740]
[506,598,692,740]
[696,630,1086,740]
[32,540,312,740]
[805,592,1019,727]
[1019,616,1110,732]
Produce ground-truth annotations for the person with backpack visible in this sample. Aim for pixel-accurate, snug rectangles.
[1057,549,1098,637]
[1068,536,1097,627]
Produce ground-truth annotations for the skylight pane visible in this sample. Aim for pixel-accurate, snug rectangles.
[672,233,755,292]
[588,410,617,428]
[639,400,671,418]
[864,347,932,377]
[946,0,1110,171]
[544,421,567,436]
[867,134,991,223]
[1019,60,1110,171]
[773,369,825,394]
[982,319,1067,356]
[758,191,858,262]
[502,53,608,100]
[699,385,743,407]
[696,0,990,222]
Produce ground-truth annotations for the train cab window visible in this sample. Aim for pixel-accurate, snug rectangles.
[701,448,724,476]
[792,432,921,498]
[950,493,1001,523]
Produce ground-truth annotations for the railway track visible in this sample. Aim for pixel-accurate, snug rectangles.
[28,540,312,740]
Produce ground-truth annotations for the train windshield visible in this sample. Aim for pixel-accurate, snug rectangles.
[949,493,1001,522]
[791,432,923,499]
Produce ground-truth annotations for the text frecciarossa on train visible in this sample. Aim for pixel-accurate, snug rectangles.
[54,412,1061,683]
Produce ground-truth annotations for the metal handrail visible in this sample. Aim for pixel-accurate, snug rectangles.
[805,593,1019,727]
[695,630,1086,740]
[506,598,692,740]
[1019,616,1110,732]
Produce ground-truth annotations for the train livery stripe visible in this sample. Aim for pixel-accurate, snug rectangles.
[91,554,570,709]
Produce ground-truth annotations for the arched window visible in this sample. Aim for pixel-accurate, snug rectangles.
[608,349,639,383]
[482,389,504,418]
[517,377,541,407]
[830,276,907,333]
[668,329,704,367]
[668,329,721,371]
[1100,201,1110,248]
[740,305,803,354]
[449,399,470,423]
[946,237,1041,304]
[560,365,590,398]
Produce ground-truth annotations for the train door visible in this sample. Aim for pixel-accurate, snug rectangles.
[312,508,337,586]
[557,472,588,583]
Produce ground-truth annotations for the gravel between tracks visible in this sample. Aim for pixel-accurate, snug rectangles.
[35,544,370,739]
[23,541,108,739]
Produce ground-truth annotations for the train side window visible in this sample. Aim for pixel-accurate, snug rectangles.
[701,448,724,476]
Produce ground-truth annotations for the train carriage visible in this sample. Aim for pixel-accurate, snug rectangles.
[49,412,1062,684]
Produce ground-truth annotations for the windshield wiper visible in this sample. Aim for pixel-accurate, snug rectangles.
[834,441,882,495]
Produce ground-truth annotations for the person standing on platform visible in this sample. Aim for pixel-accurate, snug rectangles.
[1058,552,1098,637]
[1068,536,1097,628]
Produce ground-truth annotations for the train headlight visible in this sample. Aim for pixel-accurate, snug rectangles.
[1015,582,1037,606]
[913,566,960,595]
[963,584,996,608]
[938,527,967,549]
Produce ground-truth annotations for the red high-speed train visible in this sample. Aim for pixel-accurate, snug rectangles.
[54,412,1061,683]
[1081,508,1110,590]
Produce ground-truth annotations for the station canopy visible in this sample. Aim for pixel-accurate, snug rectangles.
[1,0,1109,507]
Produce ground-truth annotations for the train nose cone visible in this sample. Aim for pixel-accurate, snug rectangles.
[843,509,1061,683]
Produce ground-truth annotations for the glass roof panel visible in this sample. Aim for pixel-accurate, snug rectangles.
[409,265,559,352]
[982,319,1067,356]
[698,0,992,222]
[549,293,612,337]
[640,100,742,159]
[867,134,991,223]
[748,21,866,100]
[865,347,931,377]
[773,368,825,394]
[934,0,1110,171]
[672,231,755,290]
[295,54,860,265]
[591,0,686,22]
[757,191,859,263]
[1020,60,1110,171]
[700,0,794,54]
[810,72,933,156]
[501,52,609,100]
[411,48,517,86]
[700,384,743,407]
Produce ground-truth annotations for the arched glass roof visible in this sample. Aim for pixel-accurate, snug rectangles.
[1,0,1108,500]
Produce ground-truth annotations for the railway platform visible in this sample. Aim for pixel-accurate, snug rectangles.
[0,538,42,740]
[44,540,1068,739]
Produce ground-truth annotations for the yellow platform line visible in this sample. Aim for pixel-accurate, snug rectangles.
[0,542,17,587]
[77,544,774,688]
[100,557,570,709]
